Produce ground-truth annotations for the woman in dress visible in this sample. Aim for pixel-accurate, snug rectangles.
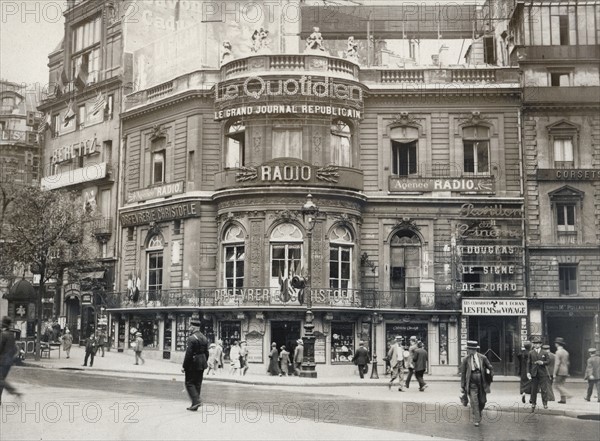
[61,329,73,359]
[267,342,280,376]
[229,340,241,375]
[279,346,290,376]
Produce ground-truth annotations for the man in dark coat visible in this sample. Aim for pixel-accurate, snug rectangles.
[82,333,97,367]
[293,339,304,376]
[182,320,209,411]
[517,341,532,403]
[528,336,550,411]
[352,341,370,379]
[0,316,22,404]
[413,341,428,391]
[460,340,493,427]
[584,348,600,402]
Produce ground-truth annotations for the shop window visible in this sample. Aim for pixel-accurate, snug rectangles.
[130,318,159,349]
[220,321,241,360]
[463,126,490,175]
[223,225,245,289]
[147,234,164,302]
[329,226,353,290]
[175,315,215,351]
[331,323,354,363]
[392,141,417,176]
[225,121,245,168]
[330,120,351,167]
[558,264,577,295]
[439,323,449,365]
[390,230,421,307]
[553,138,574,169]
[272,129,302,160]
[270,223,303,292]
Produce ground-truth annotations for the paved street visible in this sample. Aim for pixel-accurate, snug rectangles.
[2,361,599,441]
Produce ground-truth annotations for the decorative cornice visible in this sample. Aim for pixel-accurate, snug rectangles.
[392,216,420,232]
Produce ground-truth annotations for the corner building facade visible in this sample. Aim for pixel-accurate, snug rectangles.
[109,47,527,376]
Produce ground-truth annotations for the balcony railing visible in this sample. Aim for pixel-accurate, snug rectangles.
[91,217,113,238]
[106,287,461,310]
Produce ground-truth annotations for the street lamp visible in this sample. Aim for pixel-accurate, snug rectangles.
[300,194,318,378]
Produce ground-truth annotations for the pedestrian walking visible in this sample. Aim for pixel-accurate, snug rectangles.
[182,320,209,411]
[542,344,556,402]
[460,340,493,427]
[215,339,224,374]
[61,329,73,359]
[82,333,97,367]
[584,348,600,402]
[528,336,550,411]
[553,337,571,404]
[413,341,428,391]
[293,339,304,375]
[279,345,290,376]
[267,342,281,376]
[133,332,145,365]
[405,336,418,389]
[229,340,241,375]
[97,330,107,357]
[352,341,370,379]
[207,343,217,375]
[516,341,532,403]
[383,339,393,375]
[387,336,405,391]
[0,316,22,404]
[240,341,249,376]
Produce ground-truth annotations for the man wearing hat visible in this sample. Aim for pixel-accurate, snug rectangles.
[460,340,494,426]
[133,332,145,365]
[584,348,600,402]
[527,336,550,411]
[182,320,209,411]
[293,339,303,376]
[553,337,571,404]
[0,316,22,404]
[82,332,97,367]
[352,341,370,379]
[404,336,418,389]
[387,336,405,391]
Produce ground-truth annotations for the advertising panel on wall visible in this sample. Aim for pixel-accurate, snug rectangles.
[124,0,285,89]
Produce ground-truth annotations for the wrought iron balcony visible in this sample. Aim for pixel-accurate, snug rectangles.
[91,217,113,240]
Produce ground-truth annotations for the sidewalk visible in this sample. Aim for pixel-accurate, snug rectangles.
[19,345,600,420]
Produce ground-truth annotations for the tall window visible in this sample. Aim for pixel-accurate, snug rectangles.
[225,121,245,168]
[558,264,577,295]
[329,226,353,290]
[78,104,86,130]
[272,129,302,159]
[559,15,569,45]
[550,186,584,244]
[152,151,165,184]
[270,224,303,292]
[392,141,417,176]
[223,225,245,289]
[550,72,570,87]
[330,120,351,167]
[553,138,574,169]
[71,16,101,84]
[556,203,576,232]
[147,235,164,301]
[390,230,421,307]
[463,126,490,174]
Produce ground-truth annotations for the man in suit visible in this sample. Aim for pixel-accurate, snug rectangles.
[352,340,370,379]
[82,333,97,367]
[0,316,22,404]
[413,341,428,391]
[293,339,304,376]
[387,336,405,391]
[460,340,493,427]
[584,348,600,402]
[182,320,209,411]
[405,336,418,389]
[528,336,550,411]
[553,337,571,404]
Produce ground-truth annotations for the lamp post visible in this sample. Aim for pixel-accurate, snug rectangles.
[300,194,318,378]
[370,312,380,379]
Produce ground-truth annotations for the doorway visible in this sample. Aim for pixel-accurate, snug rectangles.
[469,316,517,375]
[270,321,301,362]
[546,316,591,376]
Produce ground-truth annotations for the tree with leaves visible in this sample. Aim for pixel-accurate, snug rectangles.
[2,185,94,360]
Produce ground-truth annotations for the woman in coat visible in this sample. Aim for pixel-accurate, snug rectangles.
[516,341,532,403]
[206,343,217,375]
[61,329,73,359]
[279,346,290,376]
[267,342,281,376]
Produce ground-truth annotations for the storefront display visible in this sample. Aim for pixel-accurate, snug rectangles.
[163,318,172,358]
[220,321,241,360]
[331,323,354,363]
[385,323,428,350]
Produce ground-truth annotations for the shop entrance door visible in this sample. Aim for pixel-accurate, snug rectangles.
[271,321,301,362]
[470,317,517,375]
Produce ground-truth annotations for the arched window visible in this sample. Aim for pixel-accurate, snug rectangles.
[330,120,352,167]
[270,223,303,292]
[390,230,421,307]
[223,225,245,289]
[147,234,164,301]
[225,121,245,168]
[329,225,353,289]
[462,126,490,174]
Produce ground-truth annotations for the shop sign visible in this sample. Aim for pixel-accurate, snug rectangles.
[51,137,99,165]
[389,177,495,193]
[462,299,527,316]
[457,220,521,239]
[214,104,361,120]
[120,202,198,227]
[213,288,361,306]
[15,303,28,319]
[127,181,184,203]
[537,169,600,181]
[459,204,522,218]
[81,293,93,305]
[544,303,599,312]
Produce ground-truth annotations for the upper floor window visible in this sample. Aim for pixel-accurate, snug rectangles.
[330,120,351,167]
[329,226,353,290]
[549,185,584,244]
[147,234,164,301]
[559,15,569,45]
[558,264,577,295]
[225,121,245,168]
[270,224,303,297]
[151,136,166,184]
[72,16,101,53]
[556,203,576,232]
[553,138,574,169]
[390,230,421,307]
[273,128,302,160]
[223,225,245,289]
[463,126,490,175]
[78,104,86,130]
[71,16,102,85]
[390,125,419,176]
[547,120,579,169]
[550,72,570,87]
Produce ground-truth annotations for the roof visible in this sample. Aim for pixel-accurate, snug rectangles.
[3,279,36,301]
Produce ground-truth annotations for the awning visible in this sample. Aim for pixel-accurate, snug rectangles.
[80,271,105,280]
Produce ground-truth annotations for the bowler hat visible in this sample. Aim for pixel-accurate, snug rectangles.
[395,335,403,340]
[297,339,303,344]
[1,316,12,328]
[541,344,550,350]
[190,320,201,327]
[466,340,479,350]
[531,336,542,343]
[554,337,566,346]
[589,348,597,354]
